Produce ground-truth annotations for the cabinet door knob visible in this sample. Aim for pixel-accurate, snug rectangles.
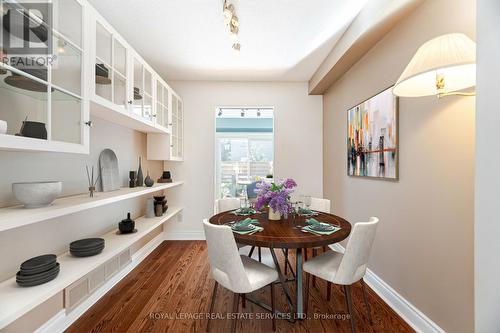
[128,100,133,104]
[85,121,93,127]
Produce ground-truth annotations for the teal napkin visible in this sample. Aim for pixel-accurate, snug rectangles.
[233,208,257,216]
[303,218,341,235]
[298,208,318,216]
[233,218,259,227]
[302,225,340,235]
[232,224,264,235]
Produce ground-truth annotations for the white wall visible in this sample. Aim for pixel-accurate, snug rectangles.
[475,0,500,331]
[322,0,475,331]
[163,81,323,239]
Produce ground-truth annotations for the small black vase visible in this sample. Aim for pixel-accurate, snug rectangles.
[137,157,144,186]
[144,171,154,187]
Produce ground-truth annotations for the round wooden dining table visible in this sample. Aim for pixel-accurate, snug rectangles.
[209,209,352,319]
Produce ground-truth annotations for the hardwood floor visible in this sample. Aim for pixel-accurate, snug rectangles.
[66,241,414,333]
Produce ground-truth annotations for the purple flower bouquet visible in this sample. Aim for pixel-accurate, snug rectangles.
[254,178,297,219]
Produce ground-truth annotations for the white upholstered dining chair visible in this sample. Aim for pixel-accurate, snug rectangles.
[203,219,278,332]
[214,198,262,260]
[303,217,379,333]
[214,198,240,214]
[309,197,331,213]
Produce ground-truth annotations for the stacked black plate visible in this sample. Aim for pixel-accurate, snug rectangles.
[70,238,105,257]
[16,254,60,287]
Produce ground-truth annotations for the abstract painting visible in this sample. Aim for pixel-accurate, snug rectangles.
[347,87,398,180]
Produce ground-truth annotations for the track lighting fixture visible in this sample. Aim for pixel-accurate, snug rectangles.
[223,0,240,51]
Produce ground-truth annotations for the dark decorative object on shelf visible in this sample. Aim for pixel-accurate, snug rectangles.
[157,171,172,183]
[153,196,168,217]
[144,171,154,187]
[118,212,136,234]
[133,87,142,100]
[99,149,120,192]
[129,171,137,188]
[3,9,48,42]
[95,63,111,85]
[70,238,105,257]
[85,165,101,197]
[16,116,47,139]
[4,74,50,92]
[136,157,144,187]
[16,254,59,287]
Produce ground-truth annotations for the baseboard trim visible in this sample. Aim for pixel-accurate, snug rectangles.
[39,233,165,333]
[164,231,205,240]
[329,244,445,333]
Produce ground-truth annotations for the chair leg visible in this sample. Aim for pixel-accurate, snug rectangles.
[343,285,356,333]
[241,293,246,308]
[312,249,317,288]
[207,282,218,332]
[304,272,311,315]
[248,246,255,258]
[258,247,262,262]
[326,281,332,301]
[270,283,276,331]
[304,248,308,261]
[360,279,373,324]
[284,249,288,275]
[231,293,240,333]
[322,246,327,252]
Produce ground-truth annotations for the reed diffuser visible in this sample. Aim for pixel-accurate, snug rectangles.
[85,165,101,197]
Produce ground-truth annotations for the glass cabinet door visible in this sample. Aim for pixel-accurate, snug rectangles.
[143,69,153,121]
[95,20,128,109]
[171,95,179,158]
[131,56,154,123]
[155,80,169,129]
[177,100,183,158]
[132,57,143,117]
[95,22,112,101]
[0,0,84,147]
[113,38,127,107]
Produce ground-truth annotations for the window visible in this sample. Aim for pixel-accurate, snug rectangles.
[215,108,274,199]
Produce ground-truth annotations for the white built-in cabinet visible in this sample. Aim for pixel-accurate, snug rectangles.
[0,0,183,161]
[0,0,89,154]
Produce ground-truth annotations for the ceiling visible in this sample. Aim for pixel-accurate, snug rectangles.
[88,0,368,82]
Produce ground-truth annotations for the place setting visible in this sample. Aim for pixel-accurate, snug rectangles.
[226,218,263,235]
[300,218,341,236]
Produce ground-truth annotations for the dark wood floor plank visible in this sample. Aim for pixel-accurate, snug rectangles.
[66,241,414,333]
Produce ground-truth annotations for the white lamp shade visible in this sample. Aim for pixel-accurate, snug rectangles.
[393,33,476,97]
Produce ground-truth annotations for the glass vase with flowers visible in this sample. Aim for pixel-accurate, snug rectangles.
[254,178,297,220]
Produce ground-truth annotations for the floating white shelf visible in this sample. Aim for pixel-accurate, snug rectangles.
[90,98,171,135]
[0,182,183,233]
[0,206,183,329]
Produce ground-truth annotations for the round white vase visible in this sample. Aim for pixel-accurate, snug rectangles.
[0,120,7,134]
[268,207,281,221]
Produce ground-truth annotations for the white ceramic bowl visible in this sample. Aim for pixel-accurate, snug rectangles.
[12,181,62,208]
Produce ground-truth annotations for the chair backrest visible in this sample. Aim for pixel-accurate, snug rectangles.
[215,198,240,214]
[202,219,252,292]
[334,217,379,285]
[310,197,331,213]
[246,181,259,200]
